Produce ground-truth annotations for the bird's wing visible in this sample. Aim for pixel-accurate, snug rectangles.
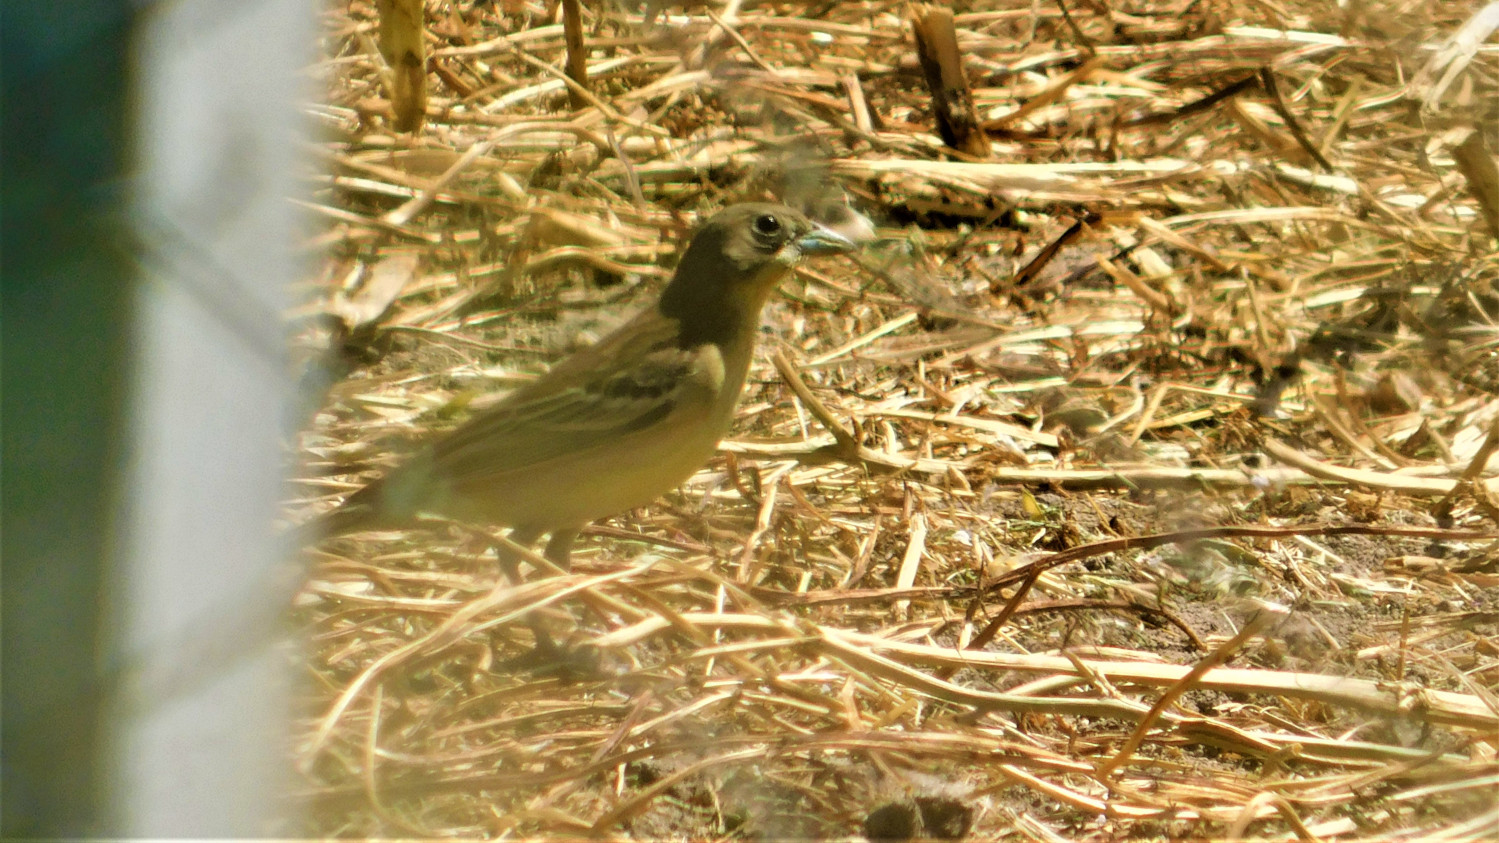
[425,310,722,478]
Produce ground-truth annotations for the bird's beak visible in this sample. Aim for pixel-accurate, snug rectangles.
[795,224,857,256]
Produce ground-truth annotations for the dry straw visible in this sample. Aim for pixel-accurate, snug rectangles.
[291,0,1499,837]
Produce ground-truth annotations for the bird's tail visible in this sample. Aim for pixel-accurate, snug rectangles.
[285,483,385,550]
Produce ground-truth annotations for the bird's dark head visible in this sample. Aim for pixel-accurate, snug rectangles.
[660,203,855,346]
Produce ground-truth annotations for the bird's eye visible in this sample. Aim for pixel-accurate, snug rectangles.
[752,213,781,237]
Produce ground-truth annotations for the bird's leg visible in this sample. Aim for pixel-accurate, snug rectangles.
[545,524,604,628]
[525,525,585,659]
[543,525,581,570]
[492,525,559,655]
[496,524,599,677]
[535,524,605,678]
[498,525,542,585]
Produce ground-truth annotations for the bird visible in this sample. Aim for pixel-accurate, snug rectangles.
[302,203,856,578]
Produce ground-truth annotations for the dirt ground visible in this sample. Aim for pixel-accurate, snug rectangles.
[288,0,1499,838]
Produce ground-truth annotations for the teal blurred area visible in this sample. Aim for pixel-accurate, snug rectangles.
[3,4,135,836]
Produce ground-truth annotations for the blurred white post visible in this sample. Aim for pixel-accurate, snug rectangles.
[109,0,312,833]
